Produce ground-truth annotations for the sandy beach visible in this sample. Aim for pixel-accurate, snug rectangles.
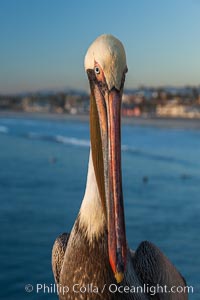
[1,110,200,129]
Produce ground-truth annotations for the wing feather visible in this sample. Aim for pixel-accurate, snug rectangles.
[131,241,188,299]
[52,233,69,284]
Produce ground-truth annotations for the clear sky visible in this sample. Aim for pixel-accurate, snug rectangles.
[0,0,200,94]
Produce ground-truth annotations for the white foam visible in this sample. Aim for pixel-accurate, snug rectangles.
[55,135,90,147]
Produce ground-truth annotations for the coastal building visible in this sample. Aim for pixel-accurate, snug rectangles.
[156,99,200,118]
[22,97,51,113]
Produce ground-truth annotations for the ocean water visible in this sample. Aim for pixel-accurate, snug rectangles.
[0,116,200,299]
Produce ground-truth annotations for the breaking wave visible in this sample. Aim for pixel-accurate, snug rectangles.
[55,135,90,147]
[26,132,90,147]
[25,132,192,167]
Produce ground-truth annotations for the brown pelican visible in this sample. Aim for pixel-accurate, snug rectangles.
[52,34,187,299]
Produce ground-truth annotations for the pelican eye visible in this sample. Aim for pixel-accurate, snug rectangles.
[94,66,100,75]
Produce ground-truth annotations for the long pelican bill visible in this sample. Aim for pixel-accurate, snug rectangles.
[89,74,127,283]
[107,89,126,283]
[52,34,188,300]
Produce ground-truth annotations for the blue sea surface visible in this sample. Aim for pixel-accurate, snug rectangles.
[0,116,199,299]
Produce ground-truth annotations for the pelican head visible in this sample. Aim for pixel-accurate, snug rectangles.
[85,34,128,283]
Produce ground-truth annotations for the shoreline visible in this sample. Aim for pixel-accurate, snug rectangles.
[1,110,200,129]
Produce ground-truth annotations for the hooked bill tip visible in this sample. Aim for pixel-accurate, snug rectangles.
[114,272,124,283]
